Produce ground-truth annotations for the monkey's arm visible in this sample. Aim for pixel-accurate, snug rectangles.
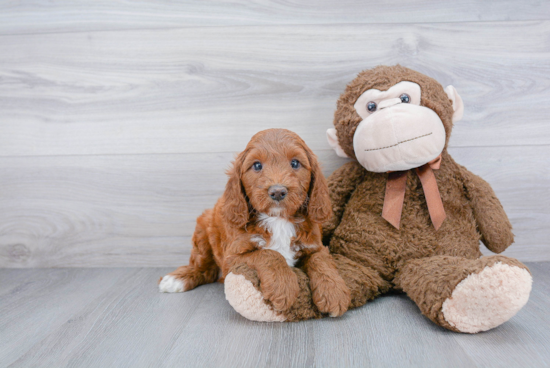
[322,161,365,244]
[458,164,514,253]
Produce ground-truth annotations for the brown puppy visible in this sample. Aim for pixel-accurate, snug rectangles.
[159,129,351,317]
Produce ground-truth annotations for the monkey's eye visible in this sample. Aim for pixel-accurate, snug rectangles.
[252,162,263,172]
[367,101,377,112]
[291,159,300,169]
[400,93,411,103]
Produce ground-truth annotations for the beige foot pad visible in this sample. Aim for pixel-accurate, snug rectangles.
[442,262,532,333]
[224,272,286,322]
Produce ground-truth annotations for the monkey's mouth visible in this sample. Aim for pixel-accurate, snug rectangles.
[364,132,433,152]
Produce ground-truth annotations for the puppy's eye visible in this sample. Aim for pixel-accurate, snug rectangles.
[252,162,262,172]
[400,93,410,103]
[367,101,377,112]
[290,159,300,169]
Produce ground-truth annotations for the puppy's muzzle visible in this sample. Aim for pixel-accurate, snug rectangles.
[268,185,288,202]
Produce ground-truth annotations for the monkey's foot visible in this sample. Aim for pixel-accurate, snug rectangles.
[224,272,286,322]
[442,262,532,333]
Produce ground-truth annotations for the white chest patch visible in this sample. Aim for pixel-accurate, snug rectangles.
[257,214,297,267]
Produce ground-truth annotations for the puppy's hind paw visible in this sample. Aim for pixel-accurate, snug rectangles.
[158,275,186,293]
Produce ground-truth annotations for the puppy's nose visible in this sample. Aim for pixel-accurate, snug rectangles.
[268,185,288,201]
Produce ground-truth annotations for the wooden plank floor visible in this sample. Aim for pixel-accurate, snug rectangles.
[1,262,549,368]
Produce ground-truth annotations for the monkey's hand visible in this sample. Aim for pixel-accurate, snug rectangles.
[459,164,514,253]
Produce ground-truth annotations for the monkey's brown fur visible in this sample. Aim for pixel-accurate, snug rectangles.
[229,66,530,330]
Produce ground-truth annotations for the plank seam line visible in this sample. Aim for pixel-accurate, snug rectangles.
[0,19,548,37]
[0,143,548,159]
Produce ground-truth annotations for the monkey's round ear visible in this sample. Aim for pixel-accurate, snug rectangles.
[444,85,464,123]
[326,128,349,158]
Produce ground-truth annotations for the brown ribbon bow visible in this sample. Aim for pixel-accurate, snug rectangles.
[382,155,446,230]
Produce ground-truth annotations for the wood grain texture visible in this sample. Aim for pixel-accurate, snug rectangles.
[0,21,549,157]
[0,146,547,268]
[1,2,549,268]
[1,0,549,35]
[1,264,549,367]
[0,268,133,367]
[0,150,345,268]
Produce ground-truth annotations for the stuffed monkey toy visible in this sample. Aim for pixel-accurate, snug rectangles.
[224,65,532,333]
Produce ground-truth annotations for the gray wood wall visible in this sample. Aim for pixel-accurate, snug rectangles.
[1,1,549,267]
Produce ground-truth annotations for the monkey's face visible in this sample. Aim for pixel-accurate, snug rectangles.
[349,81,445,172]
[327,66,463,173]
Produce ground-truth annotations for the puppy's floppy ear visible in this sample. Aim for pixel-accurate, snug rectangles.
[303,145,332,223]
[221,150,250,228]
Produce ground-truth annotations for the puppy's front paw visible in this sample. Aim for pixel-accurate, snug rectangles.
[261,271,300,311]
[311,275,351,317]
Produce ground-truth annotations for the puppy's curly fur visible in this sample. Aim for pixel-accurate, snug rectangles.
[160,129,350,316]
